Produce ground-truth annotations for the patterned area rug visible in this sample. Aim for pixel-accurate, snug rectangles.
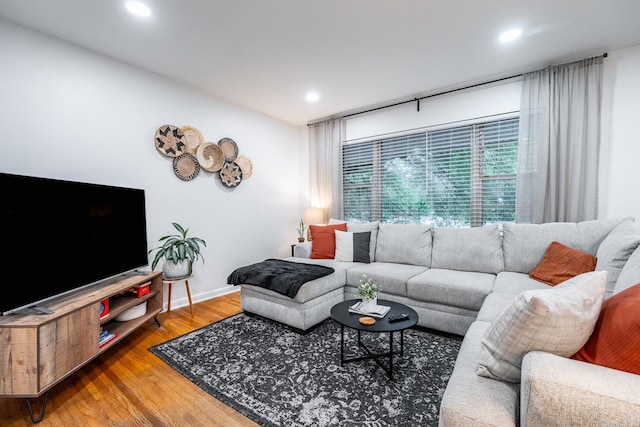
[150,313,461,426]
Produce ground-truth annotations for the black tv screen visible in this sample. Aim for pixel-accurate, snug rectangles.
[0,173,148,315]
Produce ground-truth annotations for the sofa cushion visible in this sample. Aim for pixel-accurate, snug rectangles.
[493,271,549,295]
[334,230,371,263]
[407,269,495,311]
[528,241,597,286]
[571,282,640,375]
[346,262,428,297]
[438,321,519,427]
[595,220,640,298]
[375,223,432,266]
[431,224,504,274]
[476,292,518,323]
[502,218,628,274]
[309,223,347,259]
[476,271,606,383]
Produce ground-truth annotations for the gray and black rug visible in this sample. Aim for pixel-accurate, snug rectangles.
[149,313,461,427]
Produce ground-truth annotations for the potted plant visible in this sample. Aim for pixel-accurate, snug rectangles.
[357,274,381,310]
[148,223,206,279]
[296,219,306,242]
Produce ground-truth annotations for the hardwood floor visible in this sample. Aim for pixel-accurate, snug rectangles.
[0,292,260,427]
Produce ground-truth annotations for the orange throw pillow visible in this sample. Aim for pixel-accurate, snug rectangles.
[529,241,597,286]
[310,223,347,259]
[571,282,640,375]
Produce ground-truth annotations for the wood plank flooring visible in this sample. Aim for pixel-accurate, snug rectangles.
[0,291,260,427]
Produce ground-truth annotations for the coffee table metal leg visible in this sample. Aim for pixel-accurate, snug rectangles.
[340,324,345,366]
[400,329,404,355]
[389,331,394,380]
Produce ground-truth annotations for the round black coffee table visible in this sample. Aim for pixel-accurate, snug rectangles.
[330,299,418,380]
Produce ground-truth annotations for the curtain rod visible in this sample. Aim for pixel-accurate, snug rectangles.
[340,73,522,120]
[308,52,608,126]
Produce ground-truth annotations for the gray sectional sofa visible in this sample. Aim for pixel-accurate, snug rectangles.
[237,217,640,426]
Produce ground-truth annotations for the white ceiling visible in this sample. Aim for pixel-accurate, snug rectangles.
[2,1,640,126]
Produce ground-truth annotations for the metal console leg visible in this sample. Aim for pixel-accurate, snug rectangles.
[26,392,49,423]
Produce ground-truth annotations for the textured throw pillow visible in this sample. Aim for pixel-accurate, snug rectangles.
[309,223,347,259]
[529,241,597,286]
[334,230,371,263]
[476,271,606,383]
[571,282,640,375]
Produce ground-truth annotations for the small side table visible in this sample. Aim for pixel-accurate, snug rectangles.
[163,275,194,316]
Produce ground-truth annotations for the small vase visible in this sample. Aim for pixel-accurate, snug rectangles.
[361,296,378,312]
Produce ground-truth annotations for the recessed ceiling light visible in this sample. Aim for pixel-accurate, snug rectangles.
[305,92,320,102]
[125,1,152,17]
[498,28,522,43]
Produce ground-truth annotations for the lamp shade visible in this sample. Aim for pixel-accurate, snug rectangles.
[303,207,324,226]
[303,208,325,241]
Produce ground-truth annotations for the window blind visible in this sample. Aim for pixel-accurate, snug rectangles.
[342,116,518,226]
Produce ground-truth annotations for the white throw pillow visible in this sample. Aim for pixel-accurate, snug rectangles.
[476,270,606,383]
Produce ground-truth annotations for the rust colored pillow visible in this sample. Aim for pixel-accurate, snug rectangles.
[310,223,347,259]
[529,241,597,286]
[571,282,640,375]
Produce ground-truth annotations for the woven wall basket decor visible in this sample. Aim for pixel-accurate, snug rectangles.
[235,154,253,179]
[219,161,243,187]
[218,137,239,162]
[196,142,225,172]
[173,153,201,181]
[155,124,186,157]
[181,125,204,154]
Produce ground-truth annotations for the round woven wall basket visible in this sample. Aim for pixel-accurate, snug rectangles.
[219,161,243,187]
[155,124,186,158]
[181,125,204,154]
[218,137,239,162]
[235,154,253,179]
[173,153,200,181]
[196,142,225,172]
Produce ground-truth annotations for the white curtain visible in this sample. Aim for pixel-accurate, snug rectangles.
[308,118,345,222]
[516,55,604,223]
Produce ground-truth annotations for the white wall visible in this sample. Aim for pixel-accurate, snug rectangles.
[600,44,640,220]
[0,19,305,308]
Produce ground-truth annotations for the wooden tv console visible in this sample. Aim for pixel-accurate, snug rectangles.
[0,271,163,422]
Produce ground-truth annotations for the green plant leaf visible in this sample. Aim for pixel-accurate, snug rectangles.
[172,223,186,236]
[150,251,165,270]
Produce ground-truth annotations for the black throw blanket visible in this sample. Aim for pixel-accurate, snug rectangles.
[227,258,334,298]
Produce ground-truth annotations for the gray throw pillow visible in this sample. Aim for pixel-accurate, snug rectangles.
[595,220,640,298]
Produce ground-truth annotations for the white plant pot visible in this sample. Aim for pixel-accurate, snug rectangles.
[162,259,191,279]
[361,297,378,312]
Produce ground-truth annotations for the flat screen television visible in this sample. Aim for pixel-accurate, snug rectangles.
[0,172,149,315]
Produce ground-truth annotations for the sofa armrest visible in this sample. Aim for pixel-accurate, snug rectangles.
[521,351,640,426]
[293,242,312,258]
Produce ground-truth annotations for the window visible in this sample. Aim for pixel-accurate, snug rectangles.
[342,116,519,226]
